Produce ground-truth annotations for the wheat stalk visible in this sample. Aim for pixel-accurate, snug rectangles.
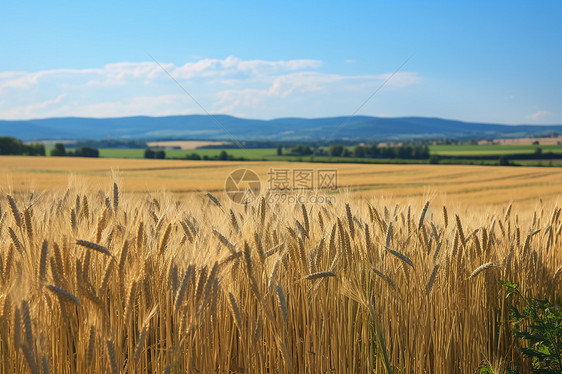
[38,240,48,281]
[8,227,23,253]
[174,264,194,313]
[12,305,21,349]
[372,268,396,290]
[47,285,80,306]
[275,285,289,326]
[385,221,393,248]
[230,209,241,234]
[133,327,148,364]
[228,292,243,333]
[86,325,95,365]
[21,300,34,352]
[41,356,49,374]
[113,183,119,212]
[118,240,129,272]
[456,215,466,247]
[24,208,33,241]
[426,264,440,295]
[345,203,354,238]
[301,204,310,234]
[3,244,14,280]
[104,339,118,374]
[418,200,430,229]
[195,266,208,305]
[385,247,414,268]
[7,195,21,227]
[158,223,172,254]
[206,192,222,208]
[305,271,336,280]
[99,259,115,296]
[76,240,112,257]
[469,262,500,279]
[82,195,90,221]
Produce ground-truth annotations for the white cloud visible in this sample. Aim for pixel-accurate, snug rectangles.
[375,72,422,88]
[214,88,266,115]
[69,95,196,118]
[0,56,421,120]
[269,72,345,96]
[213,71,422,116]
[2,94,68,118]
[85,62,164,87]
[0,71,43,92]
[213,72,360,115]
[527,110,552,121]
[6,94,198,119]
[171,56,322,80]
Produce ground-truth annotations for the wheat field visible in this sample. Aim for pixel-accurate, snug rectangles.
[3,156,562,207]
[1,172,561,372]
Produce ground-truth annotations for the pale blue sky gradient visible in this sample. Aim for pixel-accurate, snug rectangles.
[1,1,560,124]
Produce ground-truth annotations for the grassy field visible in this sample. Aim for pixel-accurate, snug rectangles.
[429,144,562,156]
[92,144,562,162]
[1,156,561,372]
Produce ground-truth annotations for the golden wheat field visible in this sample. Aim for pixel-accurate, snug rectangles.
[3,156,562,207]
[1,156,562,372]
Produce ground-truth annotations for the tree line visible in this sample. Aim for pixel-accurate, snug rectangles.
[0,137,46,156]
[144,148,247,161]
[0,137,101,157]
[50,143,99,157]
[285,143,430,159]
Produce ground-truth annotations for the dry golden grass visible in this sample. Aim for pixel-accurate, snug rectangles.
[0,175,561,372]
[3,156,562,208]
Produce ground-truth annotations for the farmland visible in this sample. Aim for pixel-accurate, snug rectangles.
[80,144,562,166]
[2,156,562,207]
[97,148,276,160]
[3,0,560,371]
[430,144,562,156]
[1,156,562,372]
[94,144,561,157]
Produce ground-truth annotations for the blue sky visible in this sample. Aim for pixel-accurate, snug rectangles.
[1,1,560,124]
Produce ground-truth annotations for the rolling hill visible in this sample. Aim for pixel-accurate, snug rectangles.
[1,114,561,141]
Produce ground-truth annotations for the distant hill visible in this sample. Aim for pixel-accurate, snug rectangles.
[1,115,561,141]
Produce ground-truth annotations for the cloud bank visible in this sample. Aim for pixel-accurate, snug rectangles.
[0,56,421,120]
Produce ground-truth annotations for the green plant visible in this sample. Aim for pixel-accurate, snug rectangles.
[51,142,67,156]
[429,154,439,164]
[502,280,562,373]
[477,358,518,374]
[499,155,511,166]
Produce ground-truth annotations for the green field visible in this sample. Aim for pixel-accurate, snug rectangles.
[96,148,424,164]
[429,144,562,156]
[73,144,562,166]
